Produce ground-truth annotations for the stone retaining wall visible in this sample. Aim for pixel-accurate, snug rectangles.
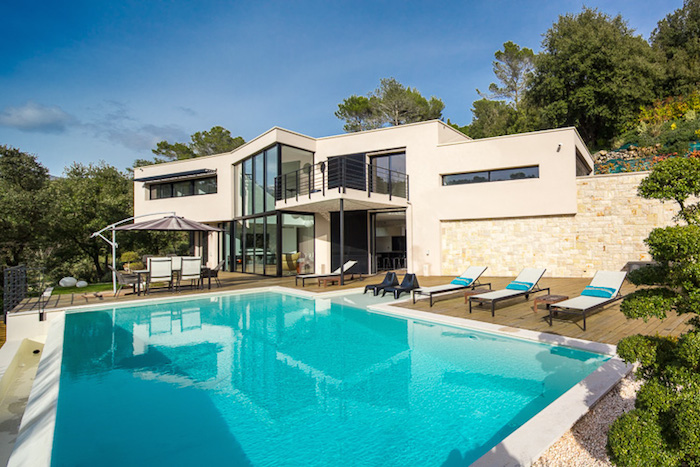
[440,172,679,277]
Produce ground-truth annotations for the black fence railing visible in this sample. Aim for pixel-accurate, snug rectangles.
[274,158,409,203]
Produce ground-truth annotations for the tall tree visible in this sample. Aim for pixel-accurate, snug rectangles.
[334,95,381,132]
[0,146,52,266]
[607,157,700,466]
[483,41,535,111]
[135,126,245,168]
[651,0,700,95]
[527,7,663,147]
[51,162,133,280]
[335,78,444,132]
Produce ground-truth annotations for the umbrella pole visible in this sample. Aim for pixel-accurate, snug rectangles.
[112,228,117,295]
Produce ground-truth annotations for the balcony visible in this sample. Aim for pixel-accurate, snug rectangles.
[274,158,408,212]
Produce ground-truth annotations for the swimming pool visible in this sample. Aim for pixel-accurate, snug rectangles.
[50,291,609,466]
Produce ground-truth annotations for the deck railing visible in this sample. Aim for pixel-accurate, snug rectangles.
[274,158,409,203]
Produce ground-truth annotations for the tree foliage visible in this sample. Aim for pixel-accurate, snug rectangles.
[0,146,52,266]
[482,41,535,110]
[50,162,134,281]
[527,7,663,147]
[336,78,444,132]
[134,126,245,168]
[461,99,518,139]
[651,0,700,95]
[608,157,700,466]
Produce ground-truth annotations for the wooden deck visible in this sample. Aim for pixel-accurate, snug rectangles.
[6,272,693,346]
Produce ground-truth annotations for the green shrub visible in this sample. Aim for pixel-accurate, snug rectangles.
[608,157,700,466]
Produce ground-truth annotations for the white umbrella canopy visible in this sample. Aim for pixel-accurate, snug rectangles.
[115,215,223,232]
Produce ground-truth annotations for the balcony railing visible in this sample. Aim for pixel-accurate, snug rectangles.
[274,158,409,203]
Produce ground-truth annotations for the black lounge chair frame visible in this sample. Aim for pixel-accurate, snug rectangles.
[469,285,550,317]
[382,274,420,299]
[364,272,399,296]
[412,280,492,306]
[548,293,624,331]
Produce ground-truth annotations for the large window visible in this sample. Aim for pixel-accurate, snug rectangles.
[442,166,539,186]
[240,146,281,216]
[370,152,406,197]
[149,176,217,199]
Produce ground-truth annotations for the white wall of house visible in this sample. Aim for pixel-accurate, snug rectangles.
[132,120,598,277]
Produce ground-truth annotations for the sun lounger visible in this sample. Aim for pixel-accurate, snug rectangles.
[548,271,627,330]
[468,268,548,316]
[412,266,490,306]
[364,272,399,296]
[295,260,359,287]
[382,274,420,299]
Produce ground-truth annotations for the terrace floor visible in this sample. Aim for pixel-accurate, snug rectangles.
[8,272,694,346]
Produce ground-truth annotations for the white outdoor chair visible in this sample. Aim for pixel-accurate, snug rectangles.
[146,257,173,294]
[178,257,202,291]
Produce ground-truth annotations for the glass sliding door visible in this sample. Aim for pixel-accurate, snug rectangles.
[265,215,277,275]
[281,214,314,276]
[244,219,254,272]
[254,217,264,274]
[234,220,243,272]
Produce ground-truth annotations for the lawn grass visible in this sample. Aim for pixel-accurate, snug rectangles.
[54,283,114,295]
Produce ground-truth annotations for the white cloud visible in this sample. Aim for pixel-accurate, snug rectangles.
[0,101,77,133]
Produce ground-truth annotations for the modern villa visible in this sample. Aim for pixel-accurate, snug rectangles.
[4,121,689,466]
[133,119,673,279]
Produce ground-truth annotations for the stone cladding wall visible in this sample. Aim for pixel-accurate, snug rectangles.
[440,172,680,278]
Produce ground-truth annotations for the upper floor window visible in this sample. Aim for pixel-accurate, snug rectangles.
[442,165,539,186]
[150,176,217,199]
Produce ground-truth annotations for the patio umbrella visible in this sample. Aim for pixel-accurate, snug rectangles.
[115,215,223,232]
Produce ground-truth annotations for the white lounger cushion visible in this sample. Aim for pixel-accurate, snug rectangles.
[472,289,526,301]
[418,266,487,294]
[588,271,627,295]
[297,260,357,279]
[471,267,546,300]
[552,271,627,311]
[552,295,611,311]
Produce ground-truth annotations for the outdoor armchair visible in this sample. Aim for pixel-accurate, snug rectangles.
[178,256,202,291]
[146,257,173,294]
[364,272,399,296]
[382,274,420,299]
[109,265,139,297]
[468,268,548,316]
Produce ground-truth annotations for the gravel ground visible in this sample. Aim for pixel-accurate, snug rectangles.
[532,372,641,467]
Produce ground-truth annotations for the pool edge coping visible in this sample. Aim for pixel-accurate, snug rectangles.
[7,315,64,467]
[11,286,631,466]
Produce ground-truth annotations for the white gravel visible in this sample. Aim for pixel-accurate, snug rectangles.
[532,371,641,467]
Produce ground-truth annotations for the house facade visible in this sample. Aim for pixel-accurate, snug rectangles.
[133,120,664,278]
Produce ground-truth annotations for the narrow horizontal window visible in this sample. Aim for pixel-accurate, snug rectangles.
[442,166,539,186]
[149,176,217,199]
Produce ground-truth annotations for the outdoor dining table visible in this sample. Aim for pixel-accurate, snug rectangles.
[133,266,212,295]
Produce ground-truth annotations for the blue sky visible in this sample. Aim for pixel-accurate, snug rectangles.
[0,0,683,174]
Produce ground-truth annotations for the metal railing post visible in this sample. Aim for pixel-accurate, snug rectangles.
[388,168,393,201]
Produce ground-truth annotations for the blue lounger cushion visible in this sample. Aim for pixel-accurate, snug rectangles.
[505,281,533,291]
[450,277,473,286]
[581,286,616,298]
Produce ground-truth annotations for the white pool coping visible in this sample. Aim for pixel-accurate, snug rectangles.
[7,286,631,466]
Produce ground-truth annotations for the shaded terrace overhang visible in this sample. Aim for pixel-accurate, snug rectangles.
[275,189,407,213]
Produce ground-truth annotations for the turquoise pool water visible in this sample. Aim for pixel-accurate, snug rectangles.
[52,292,608,466]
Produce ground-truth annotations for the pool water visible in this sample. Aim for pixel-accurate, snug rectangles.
[52,292,608,466]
